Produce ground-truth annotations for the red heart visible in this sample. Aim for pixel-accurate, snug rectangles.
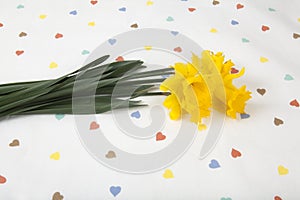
[156,132,166,141]
[274,196,282,200]
[0,175,6,184]
[231,67,239,74]
[231,148,242,158]
[188,8,196,12]
[290,99,299,107]
[55,33,63,39]
[115,56,124,62]
[90,0,98,5]
[0,23,3,27]
[236,3,244,9]
[16,50,24,56]
[90,121,100,130]
[174,47,182,53]
[262,25,270,32]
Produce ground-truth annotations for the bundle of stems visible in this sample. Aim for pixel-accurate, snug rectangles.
[0,55,173,120]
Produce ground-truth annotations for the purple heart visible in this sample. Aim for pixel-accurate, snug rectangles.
[209,159,220,169]
[110,186,121,197]
[240,113,250,119]
[108,38,117,45]
[69,10,77,15]
[131,111,141,119]
[170,31,179,36]
[119,7,126,12]
[161,74,170,78]
[231,20,239,25]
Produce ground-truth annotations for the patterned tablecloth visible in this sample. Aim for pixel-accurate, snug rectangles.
[0,0,300,199]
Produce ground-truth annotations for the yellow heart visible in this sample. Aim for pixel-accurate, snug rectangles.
[260,57,268,63]
[278,165,289,175]
[163,169,174,179]
[198,124,207,131]
[49,62,58,69]
[39,14,47,19]
[146,0,154,6]
[144,46,152,50]
[88,21,95,26]
[298,18,300,22]
[50,152,60,160]
[210,28,218,33]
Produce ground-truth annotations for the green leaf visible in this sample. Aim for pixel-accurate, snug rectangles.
[0,55,172,119]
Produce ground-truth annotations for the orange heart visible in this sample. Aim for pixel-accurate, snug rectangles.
[262,25,270,32]
[236,3,244,9]
[16,50,24,56]
[231,67,239,74]
[55,33,63,39]
[156,132,166,141]
[274,196,282,200]
[90,0,98,5]
[231,148,242,158]
[0,23,4,27]
[115,56,124,62]
[0,175,6,184]
[188,8,196,12]
[90,121,100,130]
[290,99,299,107]
[173,47,182,53]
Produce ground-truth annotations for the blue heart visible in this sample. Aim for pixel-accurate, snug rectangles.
[240,113,250,119]
[231,20,239,25]
[110,186,121,197]
[284,74,294,81]
[221,198,232,200]
[170,31,179,36]
[69,10,77,15]
[108,38,117,45]
[268,8,276,12]
[17,4,24,9]
[209,159,220,169]
[55,114,65,120]
[81,50,90,55]
[242,38,250,43]
[119,7,126,12]
[131,111,141,119]
[166,16,174,22]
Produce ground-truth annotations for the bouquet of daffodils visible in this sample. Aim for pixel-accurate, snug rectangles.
[0,51,251,128]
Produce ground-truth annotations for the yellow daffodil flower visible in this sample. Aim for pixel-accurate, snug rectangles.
[161,50,251,130]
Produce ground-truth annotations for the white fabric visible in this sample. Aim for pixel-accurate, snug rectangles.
[0,0,300,199]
